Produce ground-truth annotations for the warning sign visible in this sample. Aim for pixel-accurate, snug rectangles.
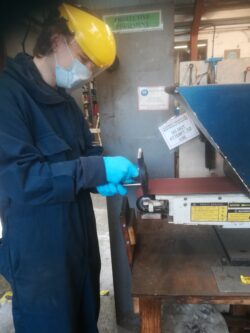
[159,113,199,150]
[228,212,250,222]
[190,202,250,223]
[191,203,228,222]
[228,203,250,222]
[104,11,163,33]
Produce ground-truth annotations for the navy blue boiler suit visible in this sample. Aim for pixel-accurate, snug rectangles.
[0,53,107,332]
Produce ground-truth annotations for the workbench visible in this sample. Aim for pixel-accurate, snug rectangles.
[131,220,250,333]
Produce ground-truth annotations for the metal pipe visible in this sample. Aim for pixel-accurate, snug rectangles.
[123,183,141,187]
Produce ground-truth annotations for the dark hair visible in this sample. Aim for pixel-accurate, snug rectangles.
[33,15,73,58]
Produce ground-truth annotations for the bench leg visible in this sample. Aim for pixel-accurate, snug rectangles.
[226,305,250,333]
[139,298,161,333]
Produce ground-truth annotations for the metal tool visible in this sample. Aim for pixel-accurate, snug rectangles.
[136,195,169,216]
[188,63,194,86]
[123,148,148,195]
[123,149,168,216]
[244,66,250,82]
[123,149,169,216]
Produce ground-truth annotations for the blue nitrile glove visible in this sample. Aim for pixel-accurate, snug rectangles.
[103,156,139,184]
[97,183,127,197]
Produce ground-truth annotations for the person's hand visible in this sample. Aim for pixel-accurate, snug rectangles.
[103,156,138,184]
[96,183,127,197]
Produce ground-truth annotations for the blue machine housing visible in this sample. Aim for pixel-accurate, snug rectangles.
[176,84,250,193]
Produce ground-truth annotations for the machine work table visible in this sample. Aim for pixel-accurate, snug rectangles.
[130,220,250,333]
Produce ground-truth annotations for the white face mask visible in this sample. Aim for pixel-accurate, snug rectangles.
[55,41,92,89]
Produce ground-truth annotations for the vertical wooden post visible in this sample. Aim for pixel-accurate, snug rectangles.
[229,305,249,333]
[190,0,204,61]
[139,298,161,333]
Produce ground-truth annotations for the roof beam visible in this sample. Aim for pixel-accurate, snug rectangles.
[175,1,250,15]
[175,16,250,29]
[190,0,205,60]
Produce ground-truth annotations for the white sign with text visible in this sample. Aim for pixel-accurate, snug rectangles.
[138,86,169,111]
[159,113,199,150]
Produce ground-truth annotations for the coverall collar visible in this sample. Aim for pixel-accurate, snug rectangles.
[4,53,70,105]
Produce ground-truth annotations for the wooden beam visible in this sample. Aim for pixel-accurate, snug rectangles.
[139,298,161,333]
[175,0,250,15]
[190,0,205,60]
[176,16,250,29]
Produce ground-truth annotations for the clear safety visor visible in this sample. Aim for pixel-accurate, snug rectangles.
[90,64,107,79]
[71,39,112,80]
[87,57,118,79]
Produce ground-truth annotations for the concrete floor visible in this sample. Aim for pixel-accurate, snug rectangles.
[0,194,229,333]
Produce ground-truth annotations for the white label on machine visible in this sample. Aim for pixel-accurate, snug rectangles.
[138,86,169,111]
[159,113,199,150]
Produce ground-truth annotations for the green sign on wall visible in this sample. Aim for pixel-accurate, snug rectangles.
[103,10,163,33]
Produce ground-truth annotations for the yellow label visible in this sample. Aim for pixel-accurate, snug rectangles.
[240,275,250,284]
[191,204,227,222]
[228,212,250,222]
[229,203,250,207]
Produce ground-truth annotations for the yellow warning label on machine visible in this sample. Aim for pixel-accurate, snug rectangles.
[227,203,250,222]
[241,275,250,284]
[191,203,228,222]
[229,203,250,207]
[228,212,250,222]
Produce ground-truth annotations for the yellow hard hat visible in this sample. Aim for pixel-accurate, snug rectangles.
[59,3,116,68]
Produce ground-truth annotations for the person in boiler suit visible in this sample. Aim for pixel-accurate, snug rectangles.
[0,3,138,332]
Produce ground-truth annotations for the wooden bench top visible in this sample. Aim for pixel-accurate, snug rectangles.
[132,220,250,304]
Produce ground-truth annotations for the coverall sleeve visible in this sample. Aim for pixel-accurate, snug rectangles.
[0,88,106,205]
